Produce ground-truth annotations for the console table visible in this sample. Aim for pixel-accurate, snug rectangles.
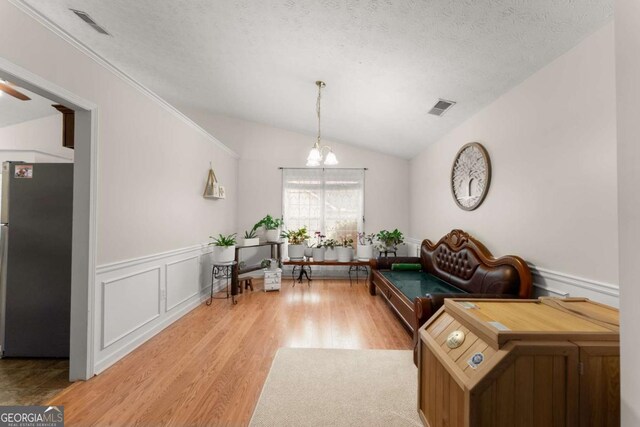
[282,259,374,286]
[231,241,284,299]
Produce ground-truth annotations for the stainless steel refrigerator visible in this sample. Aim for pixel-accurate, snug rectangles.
[0,162,73,357]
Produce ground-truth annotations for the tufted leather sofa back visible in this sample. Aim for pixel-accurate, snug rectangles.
[422,241,521,296]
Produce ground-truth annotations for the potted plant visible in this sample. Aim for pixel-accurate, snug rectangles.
[304,242,314,258]
[242,226,259,247]
[375,229,404,254]
[261,258,279,270]
[323,238,339,261]
[357,232,375,260]
[337,236,354,262]
[281,226,310,260]
[311,232,325,261]
[209,233,237,263]
[256,214,284,242]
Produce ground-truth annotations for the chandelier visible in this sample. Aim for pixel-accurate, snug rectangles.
[306,81,338,167]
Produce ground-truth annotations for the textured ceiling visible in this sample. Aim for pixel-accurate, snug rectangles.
[0,83,57,128]
[22,0,612,158]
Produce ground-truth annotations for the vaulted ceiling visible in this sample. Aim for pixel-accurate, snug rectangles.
[22,0,612,158]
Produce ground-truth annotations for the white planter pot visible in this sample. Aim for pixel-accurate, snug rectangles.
[337,247,353,262]
[357,244,373,260]
[324,247,338,261]
[242,238,259,247]
[265,229,280,242]
[312,247,325,262]
[304,247,314,258]
[288,244,305,260]
[213,245,235,263]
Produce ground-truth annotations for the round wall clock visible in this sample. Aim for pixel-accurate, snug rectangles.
[451,142,491,211]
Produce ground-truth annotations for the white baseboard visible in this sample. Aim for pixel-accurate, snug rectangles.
[93,244,227,374]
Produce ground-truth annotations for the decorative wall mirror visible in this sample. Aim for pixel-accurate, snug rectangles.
[451,142,491,211]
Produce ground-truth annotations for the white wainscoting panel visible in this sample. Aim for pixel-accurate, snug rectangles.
[102,267,161,349]
[94,244,223,374]
[166,256,200,311]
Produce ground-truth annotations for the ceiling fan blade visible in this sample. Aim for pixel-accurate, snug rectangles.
[0,82,31,101]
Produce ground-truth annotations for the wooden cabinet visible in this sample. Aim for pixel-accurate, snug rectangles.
[417,298,619,427]
[263,268,282,292]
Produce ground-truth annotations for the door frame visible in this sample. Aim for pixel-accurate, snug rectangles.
[0,56,98,380]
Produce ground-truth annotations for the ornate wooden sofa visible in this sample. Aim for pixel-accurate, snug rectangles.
[369,229,532,338]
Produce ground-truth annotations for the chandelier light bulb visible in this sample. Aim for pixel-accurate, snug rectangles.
[324,150,338,166]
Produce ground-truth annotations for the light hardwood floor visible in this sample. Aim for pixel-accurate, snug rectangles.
[49,278,412,426]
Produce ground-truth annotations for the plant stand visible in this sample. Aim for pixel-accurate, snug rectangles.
[207,261,237,305]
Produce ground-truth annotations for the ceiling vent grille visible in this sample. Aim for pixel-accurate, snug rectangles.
[70,9,111,35]
[428,99,456,116]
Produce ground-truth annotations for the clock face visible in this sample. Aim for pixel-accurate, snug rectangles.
[451,142,491,211]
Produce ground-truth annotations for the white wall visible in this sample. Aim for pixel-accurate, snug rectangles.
[614,0,640,424]
[181,110,410,238]
[0,1,238,373]
[0,114,73,161]
[0,2,238,265]
[409,22,618,303]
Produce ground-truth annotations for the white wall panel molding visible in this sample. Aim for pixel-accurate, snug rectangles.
[166,256,201,311]
[101,267,161,349]
[94,244,224,373]
[530,265,619,307]
[8,0,239,159]
[407,236,619,306]
[96,244,209,274]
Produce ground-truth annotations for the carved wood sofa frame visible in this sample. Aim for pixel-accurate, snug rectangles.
[369,229,533,343]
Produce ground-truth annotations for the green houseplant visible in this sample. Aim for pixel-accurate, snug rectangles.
[256,214,284,242]
[209,233,237,263]
[281,226,309,260]
[242,226,259,247]
[375,229,404,252]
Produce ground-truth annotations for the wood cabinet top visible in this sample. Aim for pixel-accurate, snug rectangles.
[442,297,619,347]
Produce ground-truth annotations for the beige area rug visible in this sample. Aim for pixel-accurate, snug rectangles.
[250,348,421,427]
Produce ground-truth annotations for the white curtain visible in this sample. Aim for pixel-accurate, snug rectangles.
[282,168,364,242]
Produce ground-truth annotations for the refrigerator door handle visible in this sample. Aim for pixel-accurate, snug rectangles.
[0,224,8,356]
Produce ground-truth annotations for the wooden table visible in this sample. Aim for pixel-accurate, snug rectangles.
[232,241,284,299]
[282,259,374,286]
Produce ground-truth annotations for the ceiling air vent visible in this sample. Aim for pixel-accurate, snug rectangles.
[70,9,111,35]
[428,99,456,116]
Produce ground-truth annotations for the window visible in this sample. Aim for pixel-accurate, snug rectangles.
[282,168,364,242]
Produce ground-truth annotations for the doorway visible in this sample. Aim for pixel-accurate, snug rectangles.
[0,56,97,385]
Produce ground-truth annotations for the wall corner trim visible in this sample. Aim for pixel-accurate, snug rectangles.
[7,0,239,159]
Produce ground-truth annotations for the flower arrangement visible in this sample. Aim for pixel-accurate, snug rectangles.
[313,231,326,248]
[358,232,375,246]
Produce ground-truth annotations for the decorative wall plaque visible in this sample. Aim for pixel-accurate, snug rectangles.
[451,142,491,211]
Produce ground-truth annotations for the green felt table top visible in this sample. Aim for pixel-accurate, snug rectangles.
[381,271,467,300]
